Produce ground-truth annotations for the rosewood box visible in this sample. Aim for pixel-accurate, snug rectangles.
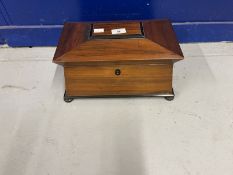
[53,19,184,102]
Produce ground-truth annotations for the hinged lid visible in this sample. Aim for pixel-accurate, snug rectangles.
[53,20,184,66]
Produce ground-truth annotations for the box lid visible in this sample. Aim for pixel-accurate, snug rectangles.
[53,20,183,65]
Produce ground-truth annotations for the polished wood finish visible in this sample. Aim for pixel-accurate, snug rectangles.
[53,20,184,98]
[56,39,181,64]
[65,64,173,96]
[53,20,183,65]
[54,23,90,59]
[143,20,183,57]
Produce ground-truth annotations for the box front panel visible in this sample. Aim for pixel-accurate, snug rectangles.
[64,63,173,96]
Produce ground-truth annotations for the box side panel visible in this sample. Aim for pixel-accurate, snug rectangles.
[64,63,173,96]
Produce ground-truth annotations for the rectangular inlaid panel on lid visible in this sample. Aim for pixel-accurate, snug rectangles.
[91,22,143,38]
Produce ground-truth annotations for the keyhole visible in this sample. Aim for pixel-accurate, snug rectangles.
[115,69,121,76]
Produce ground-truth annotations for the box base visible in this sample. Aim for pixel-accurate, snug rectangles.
[63,89,175,103]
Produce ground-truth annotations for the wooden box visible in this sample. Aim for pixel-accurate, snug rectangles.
[53,20,184,102]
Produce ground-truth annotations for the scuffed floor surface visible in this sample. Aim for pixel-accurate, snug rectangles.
[0,42,233,175]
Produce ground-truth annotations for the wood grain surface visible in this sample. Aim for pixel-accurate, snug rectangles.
[143,20,184,57]
[53,20,184,65]
[56,39,182,64]
[64,63,173,96]
[53,22,90,59]
[53,20,183,97]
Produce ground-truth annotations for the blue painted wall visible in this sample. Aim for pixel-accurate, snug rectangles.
[0,0,233,46]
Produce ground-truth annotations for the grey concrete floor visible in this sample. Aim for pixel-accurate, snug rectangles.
[0,42,233,175]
